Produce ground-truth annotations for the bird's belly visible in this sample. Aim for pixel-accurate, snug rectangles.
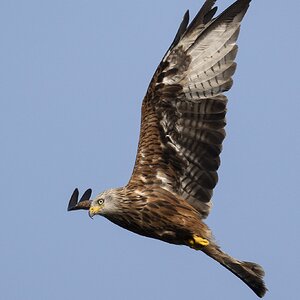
[107,215,191,245]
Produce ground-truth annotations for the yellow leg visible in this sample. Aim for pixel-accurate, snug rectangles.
[188,234,209,249]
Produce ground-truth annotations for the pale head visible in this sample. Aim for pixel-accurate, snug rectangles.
[88,188,121,218]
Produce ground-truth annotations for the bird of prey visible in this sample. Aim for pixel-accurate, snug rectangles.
[68,0,267,297]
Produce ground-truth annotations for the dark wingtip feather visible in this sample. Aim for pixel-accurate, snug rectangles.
[189,0,251,49]
[203,6,218,23]
[168,10,189,51]
[185,0,217,35]
[79,188,92,202]
[67,188,79,211]
[218,0,251,23]
[67,188,92,211]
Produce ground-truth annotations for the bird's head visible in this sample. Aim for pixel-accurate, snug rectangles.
[88,189,120,218]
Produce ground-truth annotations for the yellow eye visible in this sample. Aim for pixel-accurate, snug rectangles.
[97,199,104,205]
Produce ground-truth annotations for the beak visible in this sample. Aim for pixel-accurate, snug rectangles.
[88,206,101,219]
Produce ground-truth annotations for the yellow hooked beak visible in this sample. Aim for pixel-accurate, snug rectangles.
[88,206,102,219]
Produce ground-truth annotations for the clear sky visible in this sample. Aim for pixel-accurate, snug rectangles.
[1,1,299,299]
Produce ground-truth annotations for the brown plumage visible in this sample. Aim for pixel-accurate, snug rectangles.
[68,0,267,297]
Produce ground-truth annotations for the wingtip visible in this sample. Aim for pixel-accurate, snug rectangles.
[67,188,79,211]
[79,188,92,203]
[67,188,93,211]
[183,10,189,21]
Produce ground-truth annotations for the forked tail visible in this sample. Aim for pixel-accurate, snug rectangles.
[202,244,267,297]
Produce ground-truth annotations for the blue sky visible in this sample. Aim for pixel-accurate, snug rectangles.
[1,0,299,299]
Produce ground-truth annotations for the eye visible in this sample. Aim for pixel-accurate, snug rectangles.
[97,199,104,205]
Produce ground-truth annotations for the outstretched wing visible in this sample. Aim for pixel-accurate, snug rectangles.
[128,0,251,218]
[67,188,92,211]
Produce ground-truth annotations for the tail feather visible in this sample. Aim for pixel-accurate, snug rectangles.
[203,245,267,298]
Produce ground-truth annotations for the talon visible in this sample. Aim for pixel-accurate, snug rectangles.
[188,235,209,249]
[194,235,209,246]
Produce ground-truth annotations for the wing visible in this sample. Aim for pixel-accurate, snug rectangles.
[128,0,251,218]
[67,188,92,211]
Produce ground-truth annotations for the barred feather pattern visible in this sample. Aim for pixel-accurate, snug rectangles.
[129,0,250,218]
[202,243,267,297]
